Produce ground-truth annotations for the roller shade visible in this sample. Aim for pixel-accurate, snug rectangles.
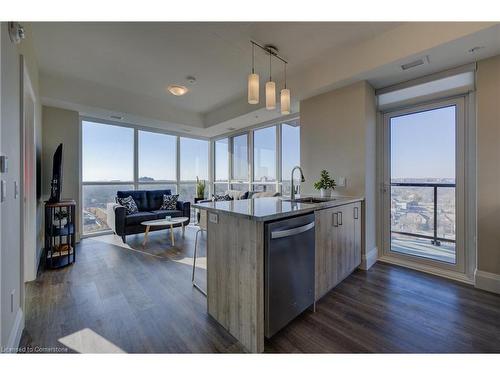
[377,63,476,111]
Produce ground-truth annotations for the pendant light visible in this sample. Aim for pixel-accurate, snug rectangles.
[247,43,259,104]
[280,62,290,115]
[265,48,276,110]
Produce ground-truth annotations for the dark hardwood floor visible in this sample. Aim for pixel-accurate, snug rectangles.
[20,226,500,353]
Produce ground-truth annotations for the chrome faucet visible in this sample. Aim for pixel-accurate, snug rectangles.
[290,166,305,200]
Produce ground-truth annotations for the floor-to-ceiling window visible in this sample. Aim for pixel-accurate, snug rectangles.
[179,137,209,203]
[137,130,177,192]
[281,119,300,195]
[231,134,249,191]
[81,119,209,236]
[214,138,229,194]
[253,126,277,192]
[82,121,135,234]
[211,118,300,196]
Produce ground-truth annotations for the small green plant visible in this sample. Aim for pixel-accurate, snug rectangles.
[196,176,206,199]
[313,170,336,190]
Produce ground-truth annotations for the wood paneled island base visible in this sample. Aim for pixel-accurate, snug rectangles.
[207,213,265,353]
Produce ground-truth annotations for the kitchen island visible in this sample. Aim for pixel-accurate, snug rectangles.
[193,196,363,353]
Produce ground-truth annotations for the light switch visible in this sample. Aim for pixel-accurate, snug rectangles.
[337,176,346,187]
[209,213,219,224]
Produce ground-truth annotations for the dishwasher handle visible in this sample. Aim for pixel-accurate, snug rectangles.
[271,221,315,239]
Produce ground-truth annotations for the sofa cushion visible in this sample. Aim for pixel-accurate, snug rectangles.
[152,209,183,219]
[146,190,172,211]
[160,194,179,210]
[116,195,139,215]
[125,212,157,226]
[117,190,148,211]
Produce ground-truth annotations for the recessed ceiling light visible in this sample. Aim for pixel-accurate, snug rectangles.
[183,128,192,133]
[227,127,236,131]
[110,115,123,120]
[167,85,189,96]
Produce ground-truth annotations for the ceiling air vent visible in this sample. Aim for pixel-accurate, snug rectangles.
[401,56,429,71]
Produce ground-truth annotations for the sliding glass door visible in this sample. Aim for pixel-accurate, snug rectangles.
[382,98,465,273]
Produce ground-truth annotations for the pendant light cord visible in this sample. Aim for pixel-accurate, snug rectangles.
[269,48,272,81]
[252,43,255,74]
[284,62,287,89]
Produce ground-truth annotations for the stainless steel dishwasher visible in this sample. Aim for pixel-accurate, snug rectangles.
[265,213,315,338]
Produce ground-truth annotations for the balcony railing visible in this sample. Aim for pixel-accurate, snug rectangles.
[391,182,456,247]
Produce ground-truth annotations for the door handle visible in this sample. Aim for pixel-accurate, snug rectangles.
[338,211,343,226]
[333,212,338,227]
[271,222,315,239]
[354,206,359,219]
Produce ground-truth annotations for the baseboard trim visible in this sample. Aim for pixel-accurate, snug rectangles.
[360,246,378,270]
[378,255,474,285]
[5,308,24,353]
[475,269,500,294]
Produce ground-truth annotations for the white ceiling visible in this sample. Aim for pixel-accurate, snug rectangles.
[31,22,401,114]
[31,22,500,137]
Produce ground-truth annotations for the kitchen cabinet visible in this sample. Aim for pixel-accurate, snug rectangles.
[315,201,362,300]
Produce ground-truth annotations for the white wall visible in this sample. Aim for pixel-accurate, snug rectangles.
[18,23,44,282]
[0,22,42,349]
[1,22,23,349]
[300,81,377,269]
[42,106,81,241]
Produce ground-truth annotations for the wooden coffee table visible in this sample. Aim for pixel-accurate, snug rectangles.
[141,217,189,247]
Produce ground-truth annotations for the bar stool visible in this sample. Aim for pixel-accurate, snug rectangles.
[192,209,207,296]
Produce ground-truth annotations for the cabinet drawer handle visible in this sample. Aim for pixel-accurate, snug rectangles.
[333,212,338,227]
[354,206,359,219]
[338,211,343,226]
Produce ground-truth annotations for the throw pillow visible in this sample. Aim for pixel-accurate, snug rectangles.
[160,194,179,210]
[212,193,232,202]
[116,195,139,215]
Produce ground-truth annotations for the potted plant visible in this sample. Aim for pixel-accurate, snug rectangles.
[196,176,206,199]
[313,170,336,198]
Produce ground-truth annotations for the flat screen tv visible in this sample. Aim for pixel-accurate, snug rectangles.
[48,143,63,203]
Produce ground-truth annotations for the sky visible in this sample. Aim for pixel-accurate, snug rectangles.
[82,121,134,181]
[82,121,208,182]
[83,120,300,183]
[391,105,456,181]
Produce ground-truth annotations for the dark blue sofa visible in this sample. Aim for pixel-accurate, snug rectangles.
[106,189,190,243]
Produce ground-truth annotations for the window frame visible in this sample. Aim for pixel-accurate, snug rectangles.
[210,116,300,196]
[79,116,210,237]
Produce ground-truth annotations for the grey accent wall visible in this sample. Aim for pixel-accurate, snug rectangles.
[42,106,80,241]
[300,81,377,269]
[476,55,500,276]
